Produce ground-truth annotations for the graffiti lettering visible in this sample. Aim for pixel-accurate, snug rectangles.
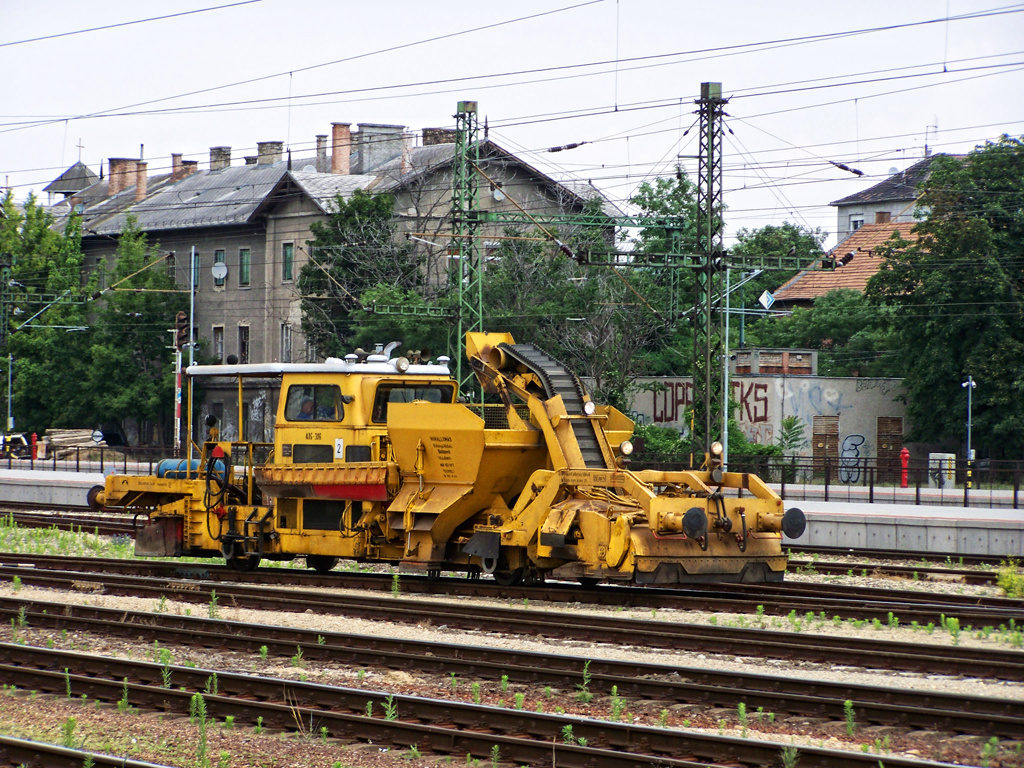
[736,381,769,424]
[855,379,902,395]
[652,382,692,425]
[839,434,866,484]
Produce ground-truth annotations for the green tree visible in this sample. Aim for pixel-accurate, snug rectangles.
[7,211,95,432]
[299,190,420,358]
[866,136,1024,457]
[729,221,826,322]
[747,288,899,377]
[86,216,186,443]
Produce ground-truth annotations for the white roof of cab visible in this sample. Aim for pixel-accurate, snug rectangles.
[186,360,451,378]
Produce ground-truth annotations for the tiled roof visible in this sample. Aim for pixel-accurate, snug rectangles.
[829,155,953,206]
[773,221,917,303]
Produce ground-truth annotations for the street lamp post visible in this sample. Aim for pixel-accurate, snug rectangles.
[962,376,976,489]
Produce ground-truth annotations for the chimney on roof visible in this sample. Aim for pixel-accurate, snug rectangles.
[331,123,351,175]
[134,162,148,202]
[210,146,231,171]
[316,135,328,173]
[401,135,412,174]
[182,160,199,176]
[108,157,138,196]
[171,153,184,181]
[353,123,405,174]
[244,156,258,165]
[257,141,283,165]
[422,127,458,146]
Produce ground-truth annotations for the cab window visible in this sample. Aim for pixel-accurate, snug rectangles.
[371,383,455,423]
[285,384,344,422]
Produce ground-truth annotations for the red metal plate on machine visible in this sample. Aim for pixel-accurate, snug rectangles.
[311,484,389,501]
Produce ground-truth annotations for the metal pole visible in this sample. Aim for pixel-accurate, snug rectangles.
[188,246,196,367]
[722,268,730,468]
[6,353,11,432]
[962,375,975,489]
[174,348,182,457]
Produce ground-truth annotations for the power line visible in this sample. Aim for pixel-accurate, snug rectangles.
[0,1,264,49]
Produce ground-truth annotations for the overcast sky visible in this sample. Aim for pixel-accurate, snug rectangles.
[2,0,1022,249]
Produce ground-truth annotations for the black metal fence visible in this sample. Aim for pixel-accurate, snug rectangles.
[632,453,1024,510]
[2,445,173,476]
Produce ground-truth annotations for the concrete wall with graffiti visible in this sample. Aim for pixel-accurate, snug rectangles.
[628,375,907,459]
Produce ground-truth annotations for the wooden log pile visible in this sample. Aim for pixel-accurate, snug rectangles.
[44,428,106,459]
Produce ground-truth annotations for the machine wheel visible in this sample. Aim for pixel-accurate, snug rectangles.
[222,538,260,571]
[426,568,442,581]
[306,555,339,574]
[86,485,105,512]
[226,552,260,571]
[493,568,525,586]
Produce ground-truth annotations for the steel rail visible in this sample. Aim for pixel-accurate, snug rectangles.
[2,564,1022,681]
[787,557,998,585]
[0,552,1019,626]
[0,643,963,768]
[789,546,1008,568]
[3,510,134,537]
[2,596,1020,738]
[0,735,176,768]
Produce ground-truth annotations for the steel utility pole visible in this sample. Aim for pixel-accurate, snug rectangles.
[691,82,729,459]
[451,101,482,393]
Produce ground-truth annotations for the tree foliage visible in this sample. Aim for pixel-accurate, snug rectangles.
[866,136,1024,457]
[746,288,899,377]
[299,191,421,358]
[85,216,186,441]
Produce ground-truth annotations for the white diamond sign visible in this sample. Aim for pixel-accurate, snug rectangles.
[758,290,775,310]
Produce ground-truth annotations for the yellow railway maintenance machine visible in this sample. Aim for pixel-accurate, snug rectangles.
[92,333,805,583]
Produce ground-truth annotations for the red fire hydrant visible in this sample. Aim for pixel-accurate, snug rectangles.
[900,446,910,488]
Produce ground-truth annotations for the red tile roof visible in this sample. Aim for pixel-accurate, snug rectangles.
[773,221,918,304]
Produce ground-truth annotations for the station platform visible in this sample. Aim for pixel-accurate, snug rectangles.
[0,468,105,509]
[783,500,1024,557]
[0,468,1022,558]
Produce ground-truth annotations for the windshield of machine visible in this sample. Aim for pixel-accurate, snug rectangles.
[285,384,344,422]
[371,383,455,423]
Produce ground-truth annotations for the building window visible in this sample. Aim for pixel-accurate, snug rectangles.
[166,251,175,281]
[238,325,249,364]
[849,215,864,232]
[305,339,317,363]
[239,248,250,286]
[282,242,294,282]
[874,211,892,224]
[212,326,224,361]
[214,249,225,287]
[281,323,292,363]
[192,250,201,288]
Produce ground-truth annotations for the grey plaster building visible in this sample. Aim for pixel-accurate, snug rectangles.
[49,121,613,372]
[830,154,953,244]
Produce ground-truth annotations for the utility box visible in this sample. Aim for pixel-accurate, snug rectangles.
[928,452,956,489]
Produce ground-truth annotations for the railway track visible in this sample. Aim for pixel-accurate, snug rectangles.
[0,735,176,768]
[2,595,1020,738]
[0,640,974,768]
[2,561,1022,681]
[3,508,1013,588]
[1,551,1019,626]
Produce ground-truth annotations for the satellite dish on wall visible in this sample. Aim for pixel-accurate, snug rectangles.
[212,262,228,280]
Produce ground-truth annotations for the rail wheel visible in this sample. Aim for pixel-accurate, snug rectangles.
[493,568,525,586]
[306,555,338,574]
[222,539,260,571]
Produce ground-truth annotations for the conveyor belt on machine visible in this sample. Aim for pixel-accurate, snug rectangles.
[497,342,607,469]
